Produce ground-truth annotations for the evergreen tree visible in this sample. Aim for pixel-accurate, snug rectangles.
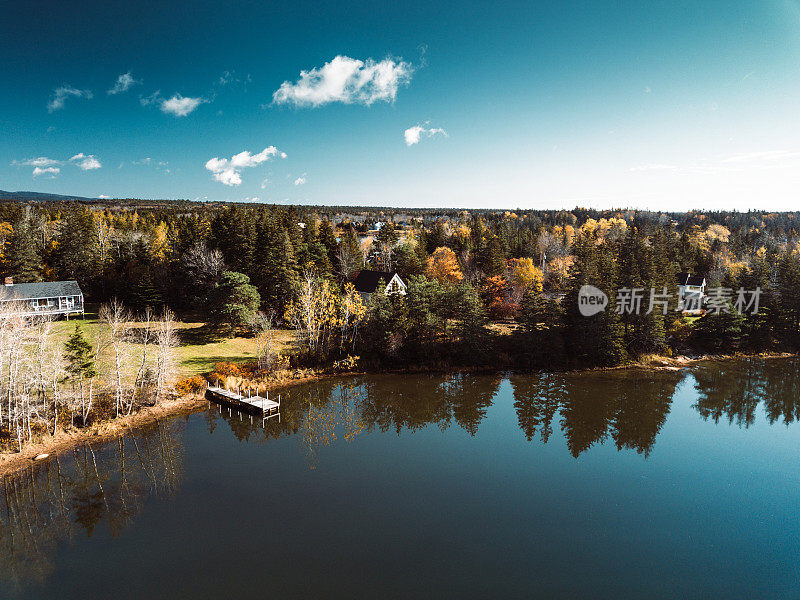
[563,234,627,367]
[130,270,164,309]
[519,288,566,368]
[5,220,42,282]
[776,252,800,348]
[208,271,261,332]
[616,230,666,357]
[394,243,425,278]
[317,219,338,267]
[454,283,489,357]
[53,204,98,289]
[478,236,506,276]
[208,206,255,274]
[691,306,746,352]
[64,324,97,379]
[255,223,298,314]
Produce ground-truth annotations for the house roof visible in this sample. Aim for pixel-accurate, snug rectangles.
[352,270,401,293]
[0,280,82,301]
[676,272,706,287]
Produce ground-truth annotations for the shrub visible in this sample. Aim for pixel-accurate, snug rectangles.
[175,375,207,395]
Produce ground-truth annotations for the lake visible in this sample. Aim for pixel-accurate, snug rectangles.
[2,358,800,599]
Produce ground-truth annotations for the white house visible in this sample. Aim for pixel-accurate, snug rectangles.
[0,278,85,318]
[352,270,407,303]
[676,272,706,313]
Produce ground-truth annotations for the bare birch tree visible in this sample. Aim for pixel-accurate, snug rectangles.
[154,308,178,403]
[100,299,132,417]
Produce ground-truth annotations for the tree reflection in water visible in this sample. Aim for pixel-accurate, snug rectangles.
[511,370,682,457]
[0,419,184,592]
[207,362,800,466]
[693,357,800,427]
[6,359,798,591]
[206,374,503,467]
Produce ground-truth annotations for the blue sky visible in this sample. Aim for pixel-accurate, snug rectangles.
[3,0,800,210]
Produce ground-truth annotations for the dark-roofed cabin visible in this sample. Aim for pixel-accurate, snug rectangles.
[0,278,84,319]
[676,272,706,313]
[353,270,407,303]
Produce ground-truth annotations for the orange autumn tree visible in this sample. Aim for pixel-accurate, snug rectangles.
[426,247,463,284]
[483,275,512,319]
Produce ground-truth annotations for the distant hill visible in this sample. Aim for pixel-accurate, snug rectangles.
[0,190,99,202]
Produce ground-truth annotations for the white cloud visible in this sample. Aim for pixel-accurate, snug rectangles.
[205,146,285,186]
[98,195,110,199]
[160,94,206,117]
[19,156,60,168]
[140,90,161,106]
[48,86,93,112]
[141,91,207,116]
[260,178,271,189]
[13,157,61,177]
[69,153,102,170]
[272,55,413,107]
[294,174,307,186]
[33,167,60,178]
[404,125,448,146]
[107,71,141,95]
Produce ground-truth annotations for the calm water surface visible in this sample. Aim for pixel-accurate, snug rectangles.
[2,358,800,599]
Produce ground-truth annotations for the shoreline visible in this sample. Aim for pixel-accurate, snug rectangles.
[1,351,795,480]
[0,370,345,480]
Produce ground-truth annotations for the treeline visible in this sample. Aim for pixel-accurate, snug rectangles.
[2,201,800,370]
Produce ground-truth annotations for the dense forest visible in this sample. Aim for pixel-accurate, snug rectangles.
[2,199,800,373]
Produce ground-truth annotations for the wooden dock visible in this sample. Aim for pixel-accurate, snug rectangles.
[205,383,281,421]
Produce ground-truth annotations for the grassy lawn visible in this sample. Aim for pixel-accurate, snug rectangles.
[50,304,297,378]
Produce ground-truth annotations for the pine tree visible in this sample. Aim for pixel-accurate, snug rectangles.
[317,219,338,267]
[478,236,506,276]
[208,206,255,275]
[6,220,42,282]
[64,324,96,379]
[563,234,626,367]
[53,204,98,286]
[208,271,261,332]
[394,243,424,278]
[130,270,164,309]
[455,283,488,356]
[519,288,566,368]
[255,223,299,314]
[64,324,98,424]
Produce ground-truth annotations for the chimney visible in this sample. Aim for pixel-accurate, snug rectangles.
[4,277,12,286]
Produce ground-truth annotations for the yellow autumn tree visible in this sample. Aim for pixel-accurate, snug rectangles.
[151,222,170,260]
[509,258,544,299]
[338,282,367,352]
[426,247,463,284]
[285,271,338,356]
